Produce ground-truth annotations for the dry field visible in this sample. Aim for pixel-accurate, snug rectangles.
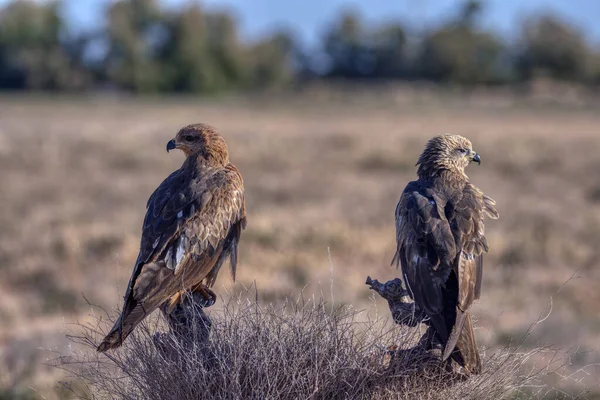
[1,92,599,398]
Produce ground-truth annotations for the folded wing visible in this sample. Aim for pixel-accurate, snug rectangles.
[98,165,245,351]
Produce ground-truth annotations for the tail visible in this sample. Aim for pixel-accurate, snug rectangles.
[443,310,481,374]
[97,299,159,352]
[98,260,174,352]
[97,313,127,352]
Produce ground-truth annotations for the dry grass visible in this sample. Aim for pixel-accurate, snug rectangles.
[1,91,599,397]
[53,291,571,400]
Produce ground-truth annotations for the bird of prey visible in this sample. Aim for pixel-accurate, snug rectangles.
[97,123,246,352]
[392,134,498,374]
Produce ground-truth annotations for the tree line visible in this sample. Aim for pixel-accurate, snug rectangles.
[0,0,598,93]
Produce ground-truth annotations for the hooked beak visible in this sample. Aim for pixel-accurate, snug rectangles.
[166,139,177,152]
[472,152,481,165]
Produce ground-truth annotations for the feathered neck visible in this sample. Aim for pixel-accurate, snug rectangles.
[184,152,228,171]
[417,166,468,183]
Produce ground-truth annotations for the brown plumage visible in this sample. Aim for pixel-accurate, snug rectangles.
[97,123,246,352]
[392,134,498,374]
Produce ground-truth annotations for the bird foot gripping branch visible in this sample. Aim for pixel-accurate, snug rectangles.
[161,291,214,341]
[153,291,214,359]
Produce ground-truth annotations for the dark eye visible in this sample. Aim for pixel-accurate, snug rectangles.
[184,134,197,142]
[458,148,468,155]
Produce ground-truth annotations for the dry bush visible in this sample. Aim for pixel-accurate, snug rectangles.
[51,290,572,400]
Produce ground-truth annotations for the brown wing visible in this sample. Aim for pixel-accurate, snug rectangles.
[451,184,498,311]
[443,184,498,363]
[172,164,246,288]
[132,165,244,293]
[393,180,457,343]
[97,164,245,351]
[123,168,202,304]
[131,164,245,298]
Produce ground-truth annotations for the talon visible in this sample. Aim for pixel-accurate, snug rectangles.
[193,284,217,308]
[200,288,217,308]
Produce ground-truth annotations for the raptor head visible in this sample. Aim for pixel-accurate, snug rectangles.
[167,123,229,165]
[416,134,480,179]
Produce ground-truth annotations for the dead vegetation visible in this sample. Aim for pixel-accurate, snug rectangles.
[53,292,574,400]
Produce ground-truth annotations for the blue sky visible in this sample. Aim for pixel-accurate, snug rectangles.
[4,0,600,45]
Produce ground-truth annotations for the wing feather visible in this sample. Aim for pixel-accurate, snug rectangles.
[474,254,483,300]
[394,181,457,342]
[394,179,497,369]
[99,163,246,352]
[165,165,245,285]
[457,252,478,311]
[123,165,245,318]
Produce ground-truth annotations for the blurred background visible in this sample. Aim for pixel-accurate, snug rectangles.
[1,0,600,398]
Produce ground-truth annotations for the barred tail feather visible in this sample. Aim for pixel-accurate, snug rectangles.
[97,301,158,352]
[444,310,481,374]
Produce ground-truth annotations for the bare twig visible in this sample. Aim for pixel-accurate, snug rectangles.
[50,285,562,400]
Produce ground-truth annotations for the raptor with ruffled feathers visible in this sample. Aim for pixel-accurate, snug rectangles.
[98,123,246,352]
[392,134,498,374]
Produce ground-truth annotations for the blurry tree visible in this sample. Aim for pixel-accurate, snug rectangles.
[157,4,214,93]
[0,0,597,92]
[106,0,293,93]
[589,50,600,85]
[370,23,407,78]
[417,0,505,84]
[322,10,374,78]
[459,0,483,27]
[516,15,590,82]
[322,11,409,79]
[418,27,503,84]
[0,0,89,90]
[247,31,297,89]
[103,0,165,92]
[203,12,249,90]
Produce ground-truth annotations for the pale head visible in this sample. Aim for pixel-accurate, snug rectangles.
[416,134,480,179]
[166,123,229,165]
